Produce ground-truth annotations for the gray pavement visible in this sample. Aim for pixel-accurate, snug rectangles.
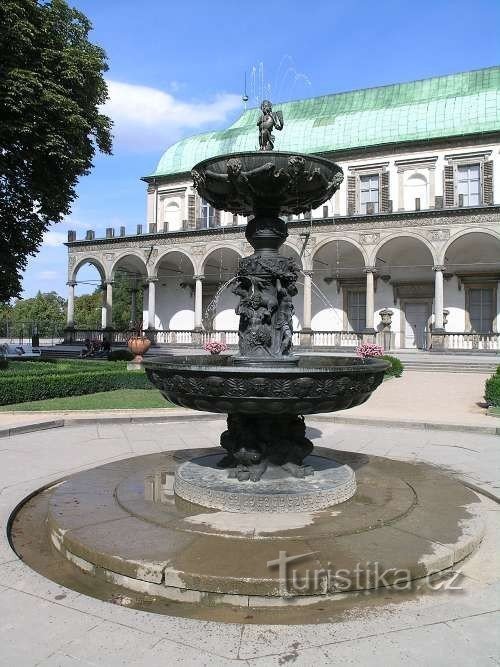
[0,419,499,665]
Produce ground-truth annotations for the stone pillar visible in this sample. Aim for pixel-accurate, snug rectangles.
[66,281,76,328]
[101,281,113,341]
[300,270,313,347]
[363,267,377,342]
[194,274,204,330]
[433,266,444,330]
[101,283,108,329]
[129,282,137,328]
[431,265,446,351]
[147,278,157,330]
[64,280,76,343]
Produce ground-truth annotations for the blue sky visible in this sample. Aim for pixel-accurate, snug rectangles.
[23,0,500,298]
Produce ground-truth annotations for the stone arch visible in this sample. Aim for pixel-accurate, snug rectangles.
[370,231,437,266]
[110,252,149,280]
[201,247,241,330]
[374,234,435,276]
[200,243,243,273]
[154,248,197,277]
[439,229,500,266]
[310,239,366,332]
[155,251,197,331]
[70,255,107,283]
[313,236,369,266]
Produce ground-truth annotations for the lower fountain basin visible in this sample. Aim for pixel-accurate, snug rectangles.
[144,355,388,415]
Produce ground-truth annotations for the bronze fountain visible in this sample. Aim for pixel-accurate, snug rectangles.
[144,102,388,483]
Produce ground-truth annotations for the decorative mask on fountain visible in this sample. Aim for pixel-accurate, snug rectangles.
[191,103,344,364]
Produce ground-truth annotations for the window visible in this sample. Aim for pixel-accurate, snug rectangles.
[347,290,366,331]
[469,288,494,333]
[359,174,379,213]
[200,199,216,228]
[457,164,480,206]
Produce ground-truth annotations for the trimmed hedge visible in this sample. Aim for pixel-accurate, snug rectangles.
[3,360,128,376]
[107,349,135,361]
[0,369,152,406]
[485,375,500,407]
[382,354,404,378]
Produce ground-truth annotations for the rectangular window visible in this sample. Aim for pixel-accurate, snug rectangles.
[200,200,216,228]
[457,164,480,206]
[469,288,494,333]
[359,174,379,213]
[347,290,366,331]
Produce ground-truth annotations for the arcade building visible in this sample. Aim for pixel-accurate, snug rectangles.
[65,66,500,352]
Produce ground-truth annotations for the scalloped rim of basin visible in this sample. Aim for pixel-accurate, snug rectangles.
[193,150,342,174]
[143,354,390,376]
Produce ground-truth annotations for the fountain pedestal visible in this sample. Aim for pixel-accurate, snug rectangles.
[174,453,356,512]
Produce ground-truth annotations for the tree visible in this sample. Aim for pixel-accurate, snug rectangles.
[72,273,144,329]
[111,272,144,330]
[0,0,112,301]
[73,290,101,328]
[3,291,65,336]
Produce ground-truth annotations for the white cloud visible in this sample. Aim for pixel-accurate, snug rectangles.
[103,80,242,151]
[42,231,66,247]
[38,270,58,280]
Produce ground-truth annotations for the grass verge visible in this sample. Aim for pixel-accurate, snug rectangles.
[0,389,172,411]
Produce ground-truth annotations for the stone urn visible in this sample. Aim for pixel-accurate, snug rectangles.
[127,336,151,362]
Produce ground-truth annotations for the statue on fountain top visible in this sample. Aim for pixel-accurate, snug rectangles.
[257,100,283,151]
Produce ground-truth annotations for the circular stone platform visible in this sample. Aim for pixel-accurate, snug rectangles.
[11,446,485,608]
[174,454,356,512]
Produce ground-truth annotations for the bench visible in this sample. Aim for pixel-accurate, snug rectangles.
[0,343,42,359]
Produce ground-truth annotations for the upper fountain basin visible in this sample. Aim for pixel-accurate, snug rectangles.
[144,354,388,416]
[191,151,344,217]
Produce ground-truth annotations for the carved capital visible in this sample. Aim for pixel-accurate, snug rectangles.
[363,266,377,274]
[194,274,205,281]
[302,269,314,277]
[433,265,445,272]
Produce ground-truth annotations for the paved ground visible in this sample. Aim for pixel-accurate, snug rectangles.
[0,418,499,665]
[0,370,496,434]
[346,370,492,427]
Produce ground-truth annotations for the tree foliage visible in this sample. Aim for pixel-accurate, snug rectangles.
[73,290,101,329]
[0,0,112,301]
[1,291,65,335]
[73,272,144,329]
[0,273,144,335]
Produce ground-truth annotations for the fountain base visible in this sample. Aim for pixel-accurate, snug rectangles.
[174,453,356,512]
[12,445,484,612]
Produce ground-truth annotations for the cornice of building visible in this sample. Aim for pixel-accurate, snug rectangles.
[65,205,500,250]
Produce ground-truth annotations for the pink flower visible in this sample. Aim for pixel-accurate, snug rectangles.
[203,340,229,355]
[356,342,384,358]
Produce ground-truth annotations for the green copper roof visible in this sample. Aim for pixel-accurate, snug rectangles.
[150,67,500,178]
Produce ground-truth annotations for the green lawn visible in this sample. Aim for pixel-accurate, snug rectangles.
[0,389,172,411]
